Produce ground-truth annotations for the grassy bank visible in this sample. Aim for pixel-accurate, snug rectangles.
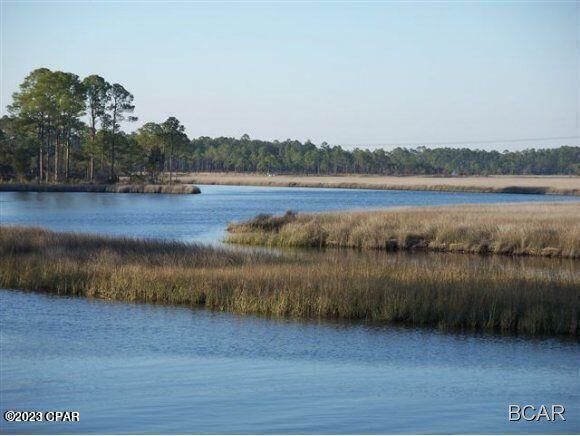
[227,203,580,258]
[181,173,580,196]
[0,183,201,194]
[1,226,578,336]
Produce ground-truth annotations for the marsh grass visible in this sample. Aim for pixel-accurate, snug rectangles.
[0,183,201,194]
[1,226,578,336]
[180,173,580,196]
[226,202,580,258]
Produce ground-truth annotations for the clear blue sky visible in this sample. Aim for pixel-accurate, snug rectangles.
[1,1,578,150]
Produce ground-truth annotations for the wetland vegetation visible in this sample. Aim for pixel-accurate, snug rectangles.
[226,202,580,258]
[184,173,580,196]
[1,225,577,337]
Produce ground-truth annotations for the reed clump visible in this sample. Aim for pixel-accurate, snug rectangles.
[1,226,578,336]
[226,202,580,258]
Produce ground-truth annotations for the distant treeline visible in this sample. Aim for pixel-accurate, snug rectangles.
[1,68,578,182]
[188,138,579,176]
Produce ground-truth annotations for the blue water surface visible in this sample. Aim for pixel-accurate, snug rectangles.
[1,290,578,434]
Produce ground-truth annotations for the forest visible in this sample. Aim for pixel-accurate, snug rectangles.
[1,68,579,183]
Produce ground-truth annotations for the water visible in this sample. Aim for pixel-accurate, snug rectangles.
[1,290,578,434]
[1,186,579,433]
[1,184,577,243]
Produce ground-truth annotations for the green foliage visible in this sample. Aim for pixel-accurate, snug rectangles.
[83,75,110,180]
[102,83,137,181]
[135,122,164,181]
[1,67,579,182]
[134,118,188,182]
[188,138,580,176]
[0,116,37,179]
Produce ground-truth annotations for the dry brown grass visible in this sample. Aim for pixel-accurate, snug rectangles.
[179,172,580,195]
[0,183,201,194]
[227,202,580,258]
[1,226,578,336]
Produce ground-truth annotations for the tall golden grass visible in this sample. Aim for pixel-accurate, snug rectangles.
[1,226,577,336]
[0,183,201,194]
[226,203,580,258]
[180,172,580,196]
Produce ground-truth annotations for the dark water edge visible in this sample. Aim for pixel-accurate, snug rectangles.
[1,288,579,434]
[0,182,201,194]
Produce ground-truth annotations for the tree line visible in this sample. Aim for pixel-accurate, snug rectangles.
[1,68,578,182]
[187,138,579,176]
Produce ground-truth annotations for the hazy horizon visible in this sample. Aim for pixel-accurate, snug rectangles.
[1,1,578,151]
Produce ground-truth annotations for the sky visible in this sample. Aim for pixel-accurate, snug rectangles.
[1,1,578,151]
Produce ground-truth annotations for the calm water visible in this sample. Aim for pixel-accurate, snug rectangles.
[1,290,578,434]
[1,184,577,243]
[1,186,579,434]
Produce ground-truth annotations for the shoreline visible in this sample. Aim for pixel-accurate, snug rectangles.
[182,173,580,196]
[2,175,578,196]
[0,183,201,194]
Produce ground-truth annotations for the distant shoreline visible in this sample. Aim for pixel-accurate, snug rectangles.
[0,183,201,194]
[2,175,579,196]
[181,173,580,196]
